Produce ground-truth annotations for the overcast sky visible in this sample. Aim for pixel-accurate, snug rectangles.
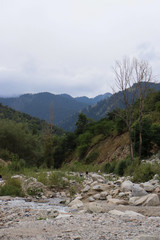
[0,0,160,97]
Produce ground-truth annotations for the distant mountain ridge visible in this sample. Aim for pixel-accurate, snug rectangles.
[58,82,160,131]
[0,92,111,127]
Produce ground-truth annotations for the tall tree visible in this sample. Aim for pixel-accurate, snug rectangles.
[113,57,154,161]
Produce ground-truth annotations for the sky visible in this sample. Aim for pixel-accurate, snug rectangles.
[0,0,160,98]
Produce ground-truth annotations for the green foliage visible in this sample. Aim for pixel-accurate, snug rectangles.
[132,163,155,182]
[27,187,43,197]
[48,171,68,188]
[69,186,76,198]
[76,113,89,134]
[85,151,99,164]
[0,178,24,197]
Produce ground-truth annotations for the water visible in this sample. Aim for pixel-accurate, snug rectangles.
[0,197,69,213]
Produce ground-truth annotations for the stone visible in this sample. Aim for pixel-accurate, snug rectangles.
[86,202,104,213]
[144,193,160,206]
[130,193,160,206]
[108,210,125,216]
[141,182,155,192]
[132,184,148,197]
[88,196,95,202]
[92,184,105,191]
[108,198,128,205]
[93,193,101,200]
[82,185,90,192]
[121,180,134,192]
[68,198,84,209]
[90,173,105,182]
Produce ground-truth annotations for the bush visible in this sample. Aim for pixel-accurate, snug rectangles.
[132,162,155,182]
[0,178,24,197]
[85,151,99,164]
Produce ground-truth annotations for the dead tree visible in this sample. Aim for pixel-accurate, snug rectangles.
[133,59,153,158]
[113,57,136,162]
[113,57,154,161]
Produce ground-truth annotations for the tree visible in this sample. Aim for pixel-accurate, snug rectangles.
[113,58,136,161]
[134,59,153,158]
[113,57,153,161]
[75,113,89,134]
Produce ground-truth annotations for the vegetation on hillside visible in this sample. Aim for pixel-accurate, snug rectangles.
[0,88,160,181]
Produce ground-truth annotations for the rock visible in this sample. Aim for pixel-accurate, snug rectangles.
[132,184,147,197]
[108,210,125,216]
[82,185,90,193]
[11,175,23,180]
[100,191,108,200]
[93,193,101,200]
[144,193,160,206]
[109,210,144,217]
[121,180,134,192]
[86,202,104,213]
[68,198,84,209]
[141,182,155,192]
[108,198,128,205]
[88,196,95,202]
[92,184,105,191]
[130,194,160,206]
[89,173,105,183]
[124,210,144,217]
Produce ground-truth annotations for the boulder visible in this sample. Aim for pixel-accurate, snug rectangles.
[93,193,101,200]
[109,210,144,217]
[88,196,95,202]
[89,173,105,183]
[108,198,128,205]
[86,202,104,213]
[92,184,105,191]
[141,182,155,192]
[130,193,160,206]
[82,185,90,193]
[144,193,160,206]
[68,198,84,209]
[132,184,147,197]
[121,180,133,192]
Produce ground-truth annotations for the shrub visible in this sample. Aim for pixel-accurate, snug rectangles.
[0,178,24,197]
[132,162,155,182]
[85,151,99,164]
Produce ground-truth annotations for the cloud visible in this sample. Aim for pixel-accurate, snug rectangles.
[0,0,160,97]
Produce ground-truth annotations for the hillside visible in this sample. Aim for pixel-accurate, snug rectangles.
[0,92,111,128]
[59,82,160,131]
[0,103,64,135]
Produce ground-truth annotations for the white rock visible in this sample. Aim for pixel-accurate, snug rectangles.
[68,198,84,209]
[108,210,125,216]
[92,184,104,191]
[86,202,104,213]
[121,180,134,192]
[132,184,148,197]
[82,185,90,192]
[108,198,128,205]
[88,196,95,202]
[141,182,155,192]
[93,194,101,200]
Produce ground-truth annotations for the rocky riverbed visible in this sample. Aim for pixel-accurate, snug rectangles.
[0,196,160,240]
[1,169,160,239]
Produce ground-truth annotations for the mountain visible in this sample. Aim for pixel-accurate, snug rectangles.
[0,102,64,135]
[59,82,160,131]
[75,93,112,105]
[0,92,111,127]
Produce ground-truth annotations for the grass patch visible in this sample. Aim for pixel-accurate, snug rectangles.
[0,178,24,197]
